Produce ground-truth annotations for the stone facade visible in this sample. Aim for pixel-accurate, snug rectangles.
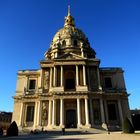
[12,6,131,131]
[0,111,12,130]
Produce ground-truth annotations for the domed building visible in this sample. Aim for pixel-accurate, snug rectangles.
[12,7,131,131]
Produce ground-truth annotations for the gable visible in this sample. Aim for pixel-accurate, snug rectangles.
[58,52,83,59]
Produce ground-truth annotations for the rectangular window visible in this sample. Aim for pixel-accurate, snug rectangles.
[93,99,101,125]
[26,106,34,122]
[29,80,36,90]
[104,77,112,88]
[107,103,117,121]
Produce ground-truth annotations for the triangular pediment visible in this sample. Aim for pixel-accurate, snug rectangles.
[58,52,83,59]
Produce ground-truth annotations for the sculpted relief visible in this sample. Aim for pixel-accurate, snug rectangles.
[44,70,49,89]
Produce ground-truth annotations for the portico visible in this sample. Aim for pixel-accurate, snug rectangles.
[44,97,91,129]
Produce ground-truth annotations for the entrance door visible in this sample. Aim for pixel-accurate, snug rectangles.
[66,109,77,128]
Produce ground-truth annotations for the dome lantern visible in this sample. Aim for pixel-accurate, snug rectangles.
[64,5,75,27]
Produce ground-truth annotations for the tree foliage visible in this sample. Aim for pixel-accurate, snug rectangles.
[7,121,18,136]
[122,117,134,133]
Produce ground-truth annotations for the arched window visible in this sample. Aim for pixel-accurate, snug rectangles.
[65,71,75,90]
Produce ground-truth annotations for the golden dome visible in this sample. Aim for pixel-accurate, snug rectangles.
[45,6,96,59]
[52,6,87,45]
[52,26,87,44]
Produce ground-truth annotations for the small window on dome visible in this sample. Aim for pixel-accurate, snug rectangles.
[74,40,78,46]
[62,40,66,47]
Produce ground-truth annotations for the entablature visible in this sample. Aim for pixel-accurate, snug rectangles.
[40,58,100,68]
[18,69,40,76]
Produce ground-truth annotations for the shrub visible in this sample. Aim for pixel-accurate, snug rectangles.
[0,127,3,136]
[7,121,18,136]
[122,117,134,133]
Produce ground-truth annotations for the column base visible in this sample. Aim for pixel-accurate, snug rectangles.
[98,86,102,91]
[49,87,64,92]
[85,124,91,128]
[18,126,24,132]
[78,124,91,129]
[76,86,88,91]
[52,125,57,129]
[102,123,108,130]
[59,124,65,128]
[47,124,53,129]
[77,124,83,129]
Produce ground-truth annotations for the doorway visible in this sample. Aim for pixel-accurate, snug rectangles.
[66,109,77,128]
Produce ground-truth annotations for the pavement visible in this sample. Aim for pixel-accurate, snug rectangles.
[0,129,140,140]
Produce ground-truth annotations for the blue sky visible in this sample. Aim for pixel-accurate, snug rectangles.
[0,0,140,112]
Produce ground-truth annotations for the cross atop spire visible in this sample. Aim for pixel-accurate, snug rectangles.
[64,5,75,27]
[68,5,71,16]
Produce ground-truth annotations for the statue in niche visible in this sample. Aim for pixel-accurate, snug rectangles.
[44,71,49,89]
[41,102,47,128]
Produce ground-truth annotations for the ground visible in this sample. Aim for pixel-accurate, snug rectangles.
[0,129,140,140]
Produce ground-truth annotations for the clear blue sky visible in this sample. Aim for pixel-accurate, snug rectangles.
[0,0,140,112]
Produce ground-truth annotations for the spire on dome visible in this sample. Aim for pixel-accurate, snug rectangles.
[64,5,75,27]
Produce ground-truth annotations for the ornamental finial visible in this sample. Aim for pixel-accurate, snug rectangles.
[64,4,75,27]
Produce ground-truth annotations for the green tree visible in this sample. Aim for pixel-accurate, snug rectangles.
[7,121,18,136]
[122,117,134,133]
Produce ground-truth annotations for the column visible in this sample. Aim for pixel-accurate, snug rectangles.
[104,100,109,124]
[49,68,52,88]
[19,103,24,126]
[76,65,79,86]
[37,101,41,126]
[52,99,56,126]
[77,98,81,127]
[48,100,52,126]
[97,67,102,90]
[34,102,38,128]
[40,69,43,89]
[81,48,84,57]
[27,77,29,91]
[60,66,63,87]
[24,104,27,126]
[89,99,94,126]
[55,51,58,58]
[118,100,123,125]
[60,99,64,127]
[83,65,86,86]
[53,66,56,87]
[85,98,90,126]
[100,99,105,123]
